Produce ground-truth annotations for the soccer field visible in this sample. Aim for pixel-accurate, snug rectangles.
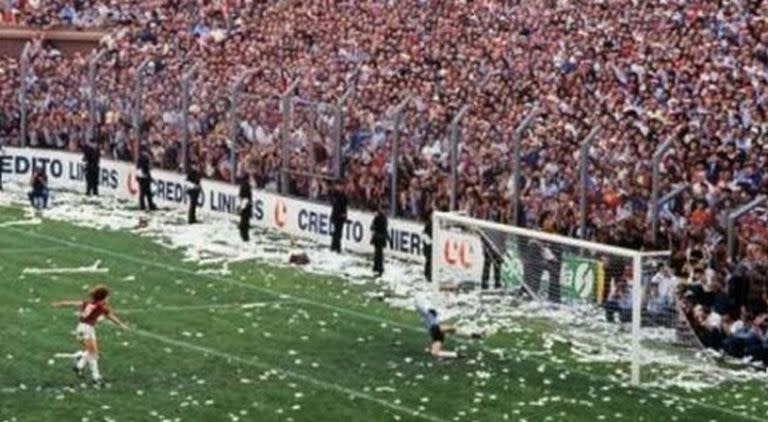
[0,204,766,422]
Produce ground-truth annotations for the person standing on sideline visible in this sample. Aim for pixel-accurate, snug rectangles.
[370,205,389,277]
[28,166,49,212]
[423,210,433,281]
[237,175,253,242]
[83,142,100,196]
[136,146,157,211]
[186,163,202,224]
[329,181,348,253]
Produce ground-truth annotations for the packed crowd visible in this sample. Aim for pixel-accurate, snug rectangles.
[1,1,768,355]
[1,0,150,27]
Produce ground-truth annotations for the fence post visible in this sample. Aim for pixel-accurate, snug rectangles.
[478,70,500,89]
[578,126,601,239]
[87,49,108,146]
[657,184,689,214]
[448,105,470,211]
[727,195,767,261]
[132,58,152,164]
[333,86,355,181]
[181,63,199,174]
[228,69,258,184]
[630,254,643,386]
[390,95,412,217]
[17,43,31,147]
[511,105,539,226]
[279,77,302,194]
[648,183,691,247]
[650,138,674,245]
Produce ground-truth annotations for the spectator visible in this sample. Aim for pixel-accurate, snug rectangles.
[691,304,725,349]
[645,281,675,326]
[604,273,632,324]
[27,165,48,212]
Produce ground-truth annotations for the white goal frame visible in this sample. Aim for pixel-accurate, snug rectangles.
[432,211,671,386]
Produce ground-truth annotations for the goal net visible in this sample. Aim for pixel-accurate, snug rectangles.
[432,211,703,386]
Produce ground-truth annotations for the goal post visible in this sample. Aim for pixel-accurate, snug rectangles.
[432,211,688,386]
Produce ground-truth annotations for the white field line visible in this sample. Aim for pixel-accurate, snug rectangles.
[118,301,283,314]
[131,328,444,422]
[0,246,67,254]
[0,218,42,228]
[22,259,108,275]
[4,227,763,422]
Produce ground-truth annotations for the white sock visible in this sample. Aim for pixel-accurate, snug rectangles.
[437,350,458,358]
[87,354,101,380]
[76,352,88,370]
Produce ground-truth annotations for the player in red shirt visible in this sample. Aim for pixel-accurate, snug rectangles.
[52,285,128,386]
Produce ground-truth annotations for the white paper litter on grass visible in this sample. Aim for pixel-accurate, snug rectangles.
[0,218,42,228]
[2,182,767,391]
[22,260,108,275]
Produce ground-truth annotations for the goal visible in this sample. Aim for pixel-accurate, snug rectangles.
[432,211,698,386]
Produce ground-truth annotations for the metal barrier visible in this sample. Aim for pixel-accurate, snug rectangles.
[658,184,689,212]
[650,138,674,244]
[510,105,539,226]
[228,69,259,183]
[180,63,200,174]
[24,48,765,271]
[578,126,601,239]
[389,94,413,216]
[727,195,767,261]
[17,42,30,147]
[334,86,355,181]
[132,58,152,163]
[87,49,108,145]
[278,77,301,193]
[448,105,470,211]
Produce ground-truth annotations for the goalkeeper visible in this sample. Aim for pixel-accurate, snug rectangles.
[414,299,462,358]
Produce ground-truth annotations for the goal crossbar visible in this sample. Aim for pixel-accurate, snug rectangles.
[433,211,670,259]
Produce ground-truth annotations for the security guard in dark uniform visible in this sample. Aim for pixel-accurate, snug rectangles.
[237,175,253,242]
[186,163,202,224]
[423,210,433,282]
[83,142,100,196]
[370,205,389,277]
[136,147,157,211]
[329,181,348,253]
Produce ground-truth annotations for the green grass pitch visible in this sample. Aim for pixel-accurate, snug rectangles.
[0,206,766,422]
